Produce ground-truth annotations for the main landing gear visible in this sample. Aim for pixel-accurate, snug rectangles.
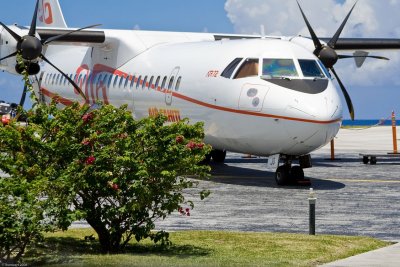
[274,155,312,186]
[204,149,227,163]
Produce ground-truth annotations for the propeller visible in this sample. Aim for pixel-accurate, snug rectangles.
[297,1,389,120]
[20,85,28,107]
[0,0,101,104]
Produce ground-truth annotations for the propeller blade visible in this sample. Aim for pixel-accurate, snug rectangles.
[0,22,22,42]
[40,55,87,100]
[330,67,354,120]
[20,84,27,107]
[328,1,358,48]
[29,0,40,36]
[0,51,18,62]
[296,0,323,51]
[338,55,389,61]
[43,24,102,45]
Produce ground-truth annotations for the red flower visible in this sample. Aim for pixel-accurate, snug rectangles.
[82,113,94,123]
[185,208,190,213]
[1,115,10,125]
[176,135,184,144]
[178,207,183,213]
[112,183,119,191]
[81,138,91,146]
[187,212,191,217]
[85,156,96,165]
[186,141,196,150]
[196,143,204,149]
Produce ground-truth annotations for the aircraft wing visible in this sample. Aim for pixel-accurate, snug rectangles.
[37,28,105,45]
[319,38,400,51]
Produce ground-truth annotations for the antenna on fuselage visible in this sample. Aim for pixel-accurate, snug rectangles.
[260,25,266,39]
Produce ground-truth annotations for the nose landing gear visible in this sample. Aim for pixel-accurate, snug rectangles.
[274,155,311,186]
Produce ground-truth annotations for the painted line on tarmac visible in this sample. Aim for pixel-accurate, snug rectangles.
[326,178,400,183]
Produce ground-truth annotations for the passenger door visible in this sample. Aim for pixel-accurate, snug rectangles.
[165,66,180,106]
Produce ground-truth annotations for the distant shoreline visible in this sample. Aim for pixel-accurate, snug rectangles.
[342,119,398,126]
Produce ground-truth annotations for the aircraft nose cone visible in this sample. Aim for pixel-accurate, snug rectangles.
[282,84,342,155]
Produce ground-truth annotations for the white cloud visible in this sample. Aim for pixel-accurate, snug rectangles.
[224,0,400,87]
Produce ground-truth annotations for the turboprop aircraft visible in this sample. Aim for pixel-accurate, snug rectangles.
[0,0,399,185]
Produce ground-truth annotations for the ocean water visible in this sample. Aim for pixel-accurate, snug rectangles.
[342,119,399,126]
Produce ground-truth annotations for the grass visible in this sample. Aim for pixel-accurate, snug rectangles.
[23,229,389,267]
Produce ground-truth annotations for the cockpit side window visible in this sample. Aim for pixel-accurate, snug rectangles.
[233,58,259,79]
[298,59,325,78]
[221,58,243,79]
[262,59,298,78]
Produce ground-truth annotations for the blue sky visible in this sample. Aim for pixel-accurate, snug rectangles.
[0,0,399,119]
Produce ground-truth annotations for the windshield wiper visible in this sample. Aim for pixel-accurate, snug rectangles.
[261,75,293,81]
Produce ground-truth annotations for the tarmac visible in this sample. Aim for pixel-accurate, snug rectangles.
[317,126,400,267]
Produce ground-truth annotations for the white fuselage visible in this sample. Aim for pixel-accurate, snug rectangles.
[27,30,343,156]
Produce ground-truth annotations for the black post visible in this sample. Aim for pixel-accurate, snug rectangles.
[308,188,316,235]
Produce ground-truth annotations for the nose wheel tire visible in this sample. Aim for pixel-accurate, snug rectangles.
[275,165,305,185]
[290,166,305,180]
[211,149,226,163]
[275,165,291,185]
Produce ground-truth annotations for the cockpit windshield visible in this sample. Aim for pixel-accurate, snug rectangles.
[262,59,298,79]
[298,59,325,78]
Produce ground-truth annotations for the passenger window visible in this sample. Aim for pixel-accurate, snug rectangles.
[130,76,136,88]
[168,76,174,90]
[234,58,259,79]
[113,75,119,87]
[142,76,148,89]
[119,76,124,88]
[55,74,60,85]
[82,74,87,85]
[93,75,100,86]
[154,76,160,90]
[107,74,113,88]
[262,58,298,78]
[148,76,154,89]
[136,76,142,89]
[175,76,182,91]
[78,74,82,84]
[221,58,243,79]
[124,76,130,88]
[161,76,167,90]
[52,74,56,85]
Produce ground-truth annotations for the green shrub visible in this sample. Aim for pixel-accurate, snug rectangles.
[0,102,210,255]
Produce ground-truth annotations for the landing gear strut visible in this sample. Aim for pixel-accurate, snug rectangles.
[210,149,226,163]
[274,155,310,186]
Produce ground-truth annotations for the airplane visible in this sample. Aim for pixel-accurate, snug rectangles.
[0,0,399,185]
